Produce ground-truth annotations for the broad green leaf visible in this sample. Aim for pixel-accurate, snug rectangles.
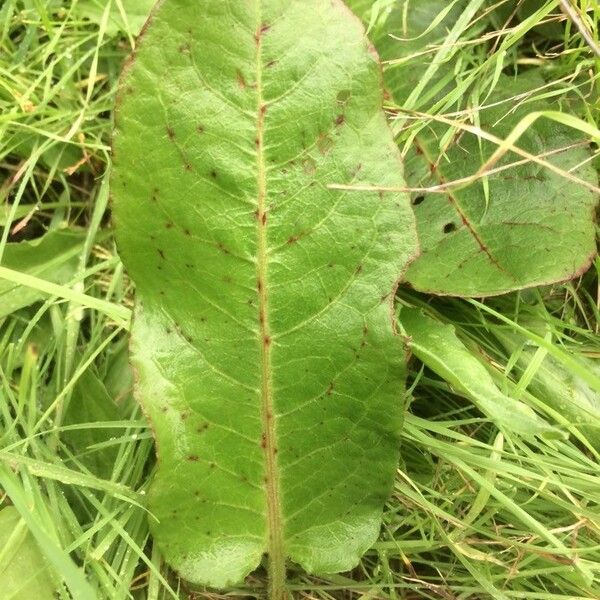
[400,307,562,439]
[349,1,598,296]
[0,230,85,318]
[111,0,417,593]
[403,74,598,296]
[0,507,57,600]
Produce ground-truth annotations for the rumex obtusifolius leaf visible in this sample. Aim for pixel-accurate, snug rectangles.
[403,75,599,296]
[111,0,418,593]
[349,1,598,297]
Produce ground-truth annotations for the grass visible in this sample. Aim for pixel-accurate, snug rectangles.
[0,1,599,598]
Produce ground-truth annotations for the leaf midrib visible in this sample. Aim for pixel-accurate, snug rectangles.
[414,137,514,279]
[254,3,286,596]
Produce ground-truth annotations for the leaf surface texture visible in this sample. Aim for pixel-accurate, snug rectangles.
[348,1,598,296]
[112,0,417,586]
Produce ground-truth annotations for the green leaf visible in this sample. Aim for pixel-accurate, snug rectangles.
[349,0,598,296]
[403,74,598,296]
[63,370,123,479]
[75,0,155,35]
[111,0,417,593]
[347,0,471,110]
[0,507,57,600]
[400,307,563,439]
[496,331,600,449]
[0,230,86,318]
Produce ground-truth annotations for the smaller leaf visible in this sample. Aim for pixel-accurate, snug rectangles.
[0,507,57,600]
[497,331,600,449]
[349,0,598,296]
[403,74,598,296]
[74,0,155,35]
[400,307,563,439]
[63,370,123,479]
[0,230,85,318]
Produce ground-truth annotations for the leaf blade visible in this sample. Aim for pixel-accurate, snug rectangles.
[400,307,563,439]
[348,1,598,296]
[0,230,85,318]
[112,0,417,588]
[404,75,598,296]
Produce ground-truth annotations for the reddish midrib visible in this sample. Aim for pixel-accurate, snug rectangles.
[254,6,287,599]
[414,137,512,277]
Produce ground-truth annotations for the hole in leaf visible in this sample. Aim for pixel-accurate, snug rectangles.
[443,222,457,234]
[412,195,425,206]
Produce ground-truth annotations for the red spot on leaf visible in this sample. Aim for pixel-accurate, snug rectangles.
[217,242,230,254]
[236,69,247,89]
